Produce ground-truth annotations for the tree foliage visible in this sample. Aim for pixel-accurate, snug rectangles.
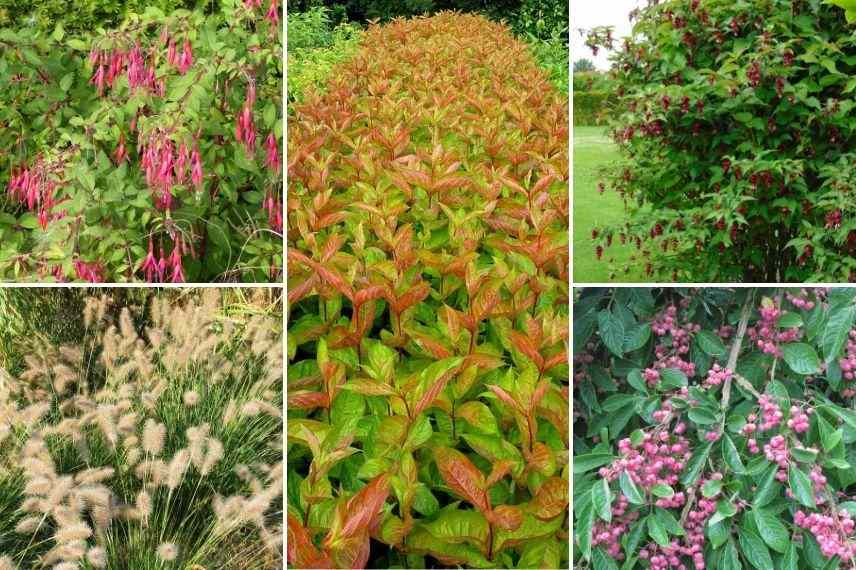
[587,0,856,282]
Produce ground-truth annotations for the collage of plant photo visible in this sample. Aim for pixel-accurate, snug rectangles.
[16,0,856,569]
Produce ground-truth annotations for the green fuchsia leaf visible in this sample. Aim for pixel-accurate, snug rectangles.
[434,447,490,513]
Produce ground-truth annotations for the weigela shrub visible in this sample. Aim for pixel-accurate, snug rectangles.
[0,1,282,283]
[574,287,856,569]
[287,12,569,569]
[586,1,856,282]
[0,290,283,568]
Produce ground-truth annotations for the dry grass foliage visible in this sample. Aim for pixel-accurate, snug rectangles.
[0,290,283,569]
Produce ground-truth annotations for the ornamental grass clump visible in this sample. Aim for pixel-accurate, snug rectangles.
[0,290,283,568]
[287,12,569,570]
[575,287,856,569]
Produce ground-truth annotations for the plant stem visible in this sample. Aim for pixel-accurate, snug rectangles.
[721,290,755,415]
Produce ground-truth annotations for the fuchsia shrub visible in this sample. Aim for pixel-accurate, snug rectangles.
[0,1,282,282]
[575,287,856,569]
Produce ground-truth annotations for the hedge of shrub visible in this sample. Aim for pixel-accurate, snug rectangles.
[287,12,569,569]
[286,7,363,104]
[286,0,568,42]
[587,1,856,282]
[574,287,856,570]
[0,2,282,282]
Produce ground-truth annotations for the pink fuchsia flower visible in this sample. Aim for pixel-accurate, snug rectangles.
[139,238,159,282]
[264,132,280,173]
[266,0,280,28]
[73,259,105,283]
[264,190,282,232]
[190,144,204,187]
[90,64,106,96]
[178,40,193,74]
[169,238,185,283]
[175,143,189,184]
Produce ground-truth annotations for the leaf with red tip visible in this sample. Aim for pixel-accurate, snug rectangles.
[287,513,334,569]
[509,330,545,369]
[434,447,490,513]
[412,357,463,417]
[392,281,431,314]
[340,473,391,539]
[487,384,526,415]
[315,265,354,302]
[287,391,330,410]
[531,476,568,520]
[490,504,523,531]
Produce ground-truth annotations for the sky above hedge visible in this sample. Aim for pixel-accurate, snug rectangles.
[572,0,641,70]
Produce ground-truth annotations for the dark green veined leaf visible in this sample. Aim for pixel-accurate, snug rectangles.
[702,479,723,498]
[822,304,856,363]
[722,538,742,570]
[777,312,803,328]
[576,500,594,561]
[680,440,713,486]
[818,414,843,452]
[708,520,729,549]
[722,434,746,474]
[650,484,674,498]
[659,368,688,389]
[592,548,619,570]
[696,330,727,356]
[619,471,645,505]
[574,453,616,474]
[781,343,821,375]
[782,543,798,570]
[738,528,773,570]
[688,406,718,425]
[654,508,684,536]
[622,518,646,558]
[788,465,816,508]
[598,310,625,357]
[624,323,651,352]
[592,478,612,522]
[753,464,780,508]
[752,508,789,553]
[646,514,669,547]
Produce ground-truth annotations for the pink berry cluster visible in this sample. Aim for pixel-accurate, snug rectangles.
[6,159,66,230]
[649,304,699,377]
[787,405,811,433]
[747,301,802,357]
[591,495,640,559]
[757,395,783,431]
[637,475,723,570]
[763,434,790,480]
[810,465,828,495]
[703,363,732,388]
[139,130,205,210]
[598,428,691,491]
[838,330,856,385]
[794,509,856,560]
[786,290,816,310]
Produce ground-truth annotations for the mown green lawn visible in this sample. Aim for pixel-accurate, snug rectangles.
[573,126,645,282]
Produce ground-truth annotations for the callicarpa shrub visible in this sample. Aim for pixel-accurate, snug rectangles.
[287,12,569,570]
[585,0,856,282]
[0,0,282,283]
[0,290,283,569]
[573,287,856,570]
